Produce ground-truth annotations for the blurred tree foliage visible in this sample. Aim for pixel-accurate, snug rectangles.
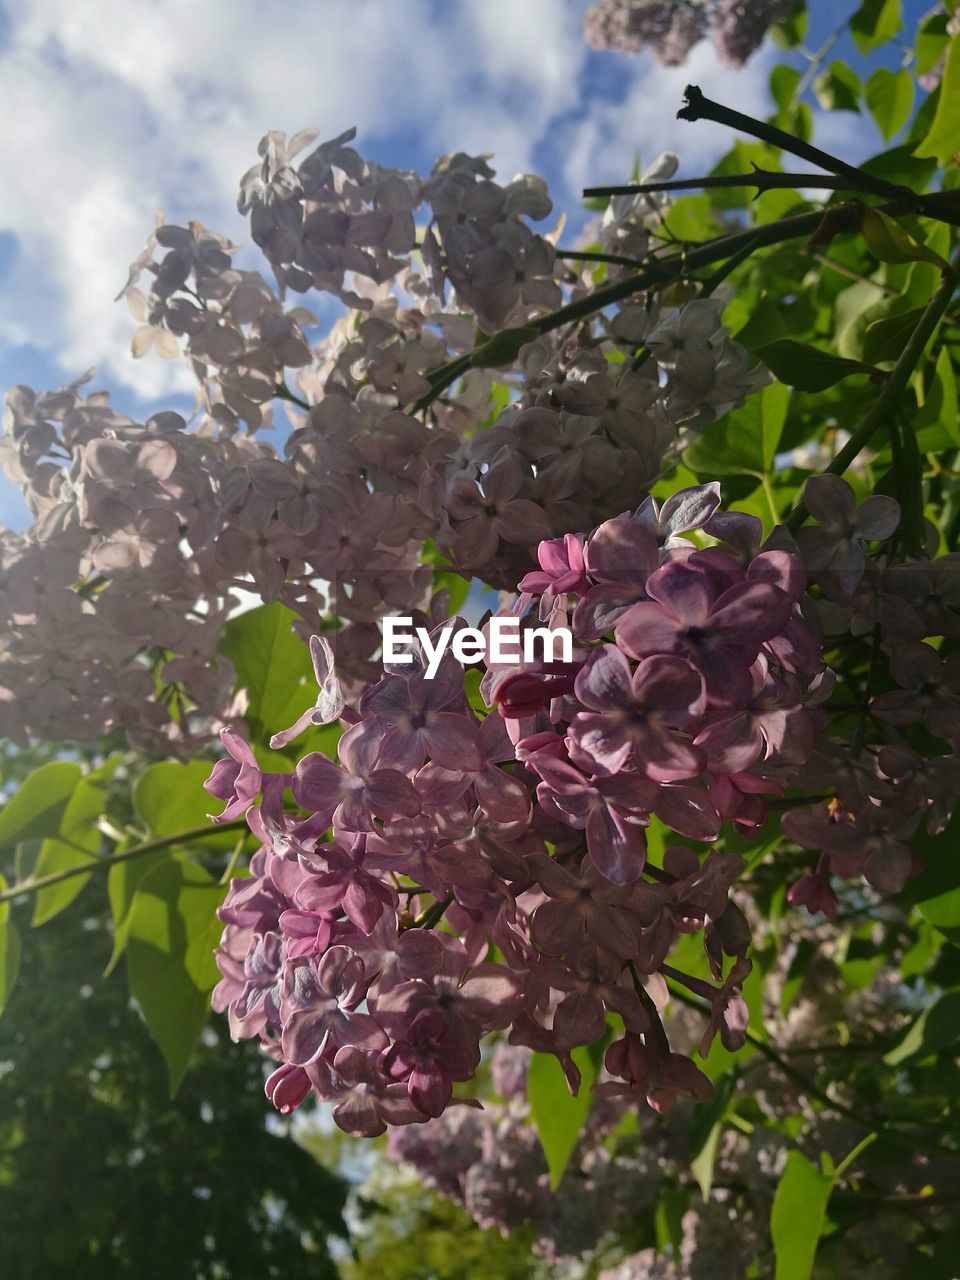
[0,901,348,1279]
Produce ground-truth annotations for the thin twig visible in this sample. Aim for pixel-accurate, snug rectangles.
[556,248,646,268]
[584,171,863,198]
[0,819,249,904]
[665,981,960,1161]
[409,190,960,416]
[677,85,909,204]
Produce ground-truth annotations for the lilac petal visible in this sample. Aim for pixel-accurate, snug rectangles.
[293,752,344,814]
[422,714,485,770]
[500,498,552,546]
[654,787,721,840]
[407,1067,452,1118]
[889,642,940,688]
[339,721,383,777]
[533,900,582,953]
[657,483,722,536]
[827,538,866,595]
[747,551,806,602]
[709,581,792,644]
[528,852,580,898]
[855,495,900,541]
[332,1093,388,1138]
[804,474,855,522]
[864,842,912,894]
[587,905,638,958]
[553,991,605,1051]
[633,725,704,782]
[568,711,632,775]
[452,515,500,566]
[281,1010,330,1065]
[474,766,532,823]
[364,769,422,819]
[339,1009,390,1051]
[615,601,684,659]
[459,965,522,1027]
[575,644,634,711]
[585,516,659,582]
[586,804,646,884]
[644,564,714,625]
[378,725,425,773]
[270,706,321,751]
[631,655,703,723]
[694,714,763,773]
[572,583,637,639]
[482,448,524,503]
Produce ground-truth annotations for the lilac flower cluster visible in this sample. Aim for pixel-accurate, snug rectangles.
[388,1042,663,1258]
[0,127,766,746]
[209,483,835,1136]
[582,0,799,67]
[781,475,960,916]
[387,919,951,1277]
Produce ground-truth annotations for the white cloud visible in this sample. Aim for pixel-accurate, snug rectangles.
[4,0,850,410]
[561,40,778,195]
[0,0,592,399]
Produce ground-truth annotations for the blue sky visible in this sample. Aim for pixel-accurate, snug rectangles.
[0,0,935,528]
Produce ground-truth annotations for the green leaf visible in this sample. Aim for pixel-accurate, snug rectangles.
[654,1186,687,1255]
[104,843,166,976]
[0,874,22,1018]
[735,296,791,352]
[813,62,861,112]
[689,1073,735,1198]
[133,760,235,846]
[906,804,960,943]
[861,208,949,269]
[770,6,807,48]
[683,383,787,478]
[469,325,540,369]
[219,603,317,749]
[432,568,471,617]
[754,339,874,393]
[916,34,960,163]
[917,346,960,446]
[916,12,951,76]
[850,0,901,54]
[862,306,926,365]
[865,68,914,141]
[771,1150,834,1280]
[884,988,960,1064]
[31,757,119,926]
[760,381,789,471]
[528,1045,598,1189]
[0,762,82,849]
[126,858,226,1094]
[770,64,801,112]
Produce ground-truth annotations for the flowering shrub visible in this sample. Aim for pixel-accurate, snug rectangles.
[208,472,960,1141]
[0,128,768,750]
[4,6,960,1275]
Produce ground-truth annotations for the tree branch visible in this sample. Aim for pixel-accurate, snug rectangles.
[0,819,250,905]
[665,979,960,1160]
[584,171,863,198]
[676,84,909,205]
[409,190,960,416]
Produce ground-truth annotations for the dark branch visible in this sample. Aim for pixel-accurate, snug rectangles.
[677,84,910,205]
[584,170,857,198]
